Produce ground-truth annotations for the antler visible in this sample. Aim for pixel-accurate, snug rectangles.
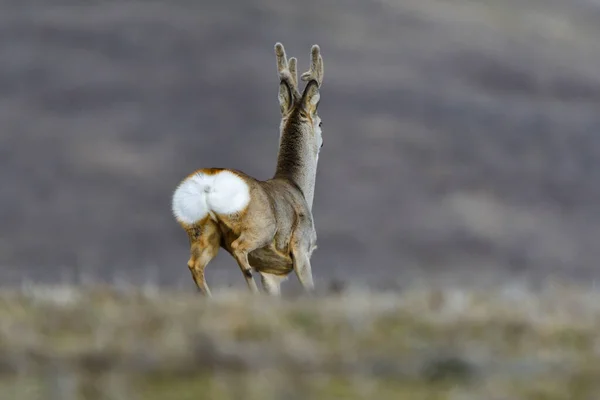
[275,42,301,100]
[300,45,324,88]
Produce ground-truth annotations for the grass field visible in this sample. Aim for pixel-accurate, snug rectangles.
[0,282,599,399]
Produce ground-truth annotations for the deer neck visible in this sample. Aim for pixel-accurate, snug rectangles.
[273,118,318,210]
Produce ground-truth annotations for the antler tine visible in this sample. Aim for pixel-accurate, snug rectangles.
[274,42,288,76]
[300,44,323,87]
[288,57,298,88]
[275,42,300,98]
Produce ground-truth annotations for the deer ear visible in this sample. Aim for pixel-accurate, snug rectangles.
[278,80,292,114]
[301,79,320,114]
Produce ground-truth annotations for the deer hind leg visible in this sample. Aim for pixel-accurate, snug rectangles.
[230,230,276,294]
[187,219,220,297]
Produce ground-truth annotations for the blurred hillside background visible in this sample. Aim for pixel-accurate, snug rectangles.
[1,0,600,291]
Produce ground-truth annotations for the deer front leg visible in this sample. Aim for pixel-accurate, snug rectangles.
[292,251,315,292]
[290,238,315,293]
[259,272,286,296]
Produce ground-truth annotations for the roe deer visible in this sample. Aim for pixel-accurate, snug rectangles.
[171,42,324,296]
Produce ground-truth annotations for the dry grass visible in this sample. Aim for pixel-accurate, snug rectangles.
[0,282,599,399]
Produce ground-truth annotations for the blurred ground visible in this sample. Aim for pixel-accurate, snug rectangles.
[1,0,600,290]
[1,284,599,399]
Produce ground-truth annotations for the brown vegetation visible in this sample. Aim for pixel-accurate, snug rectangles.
[1,282,599,399]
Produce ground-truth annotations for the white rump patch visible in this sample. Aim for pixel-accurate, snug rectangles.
[171,170,251,224]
